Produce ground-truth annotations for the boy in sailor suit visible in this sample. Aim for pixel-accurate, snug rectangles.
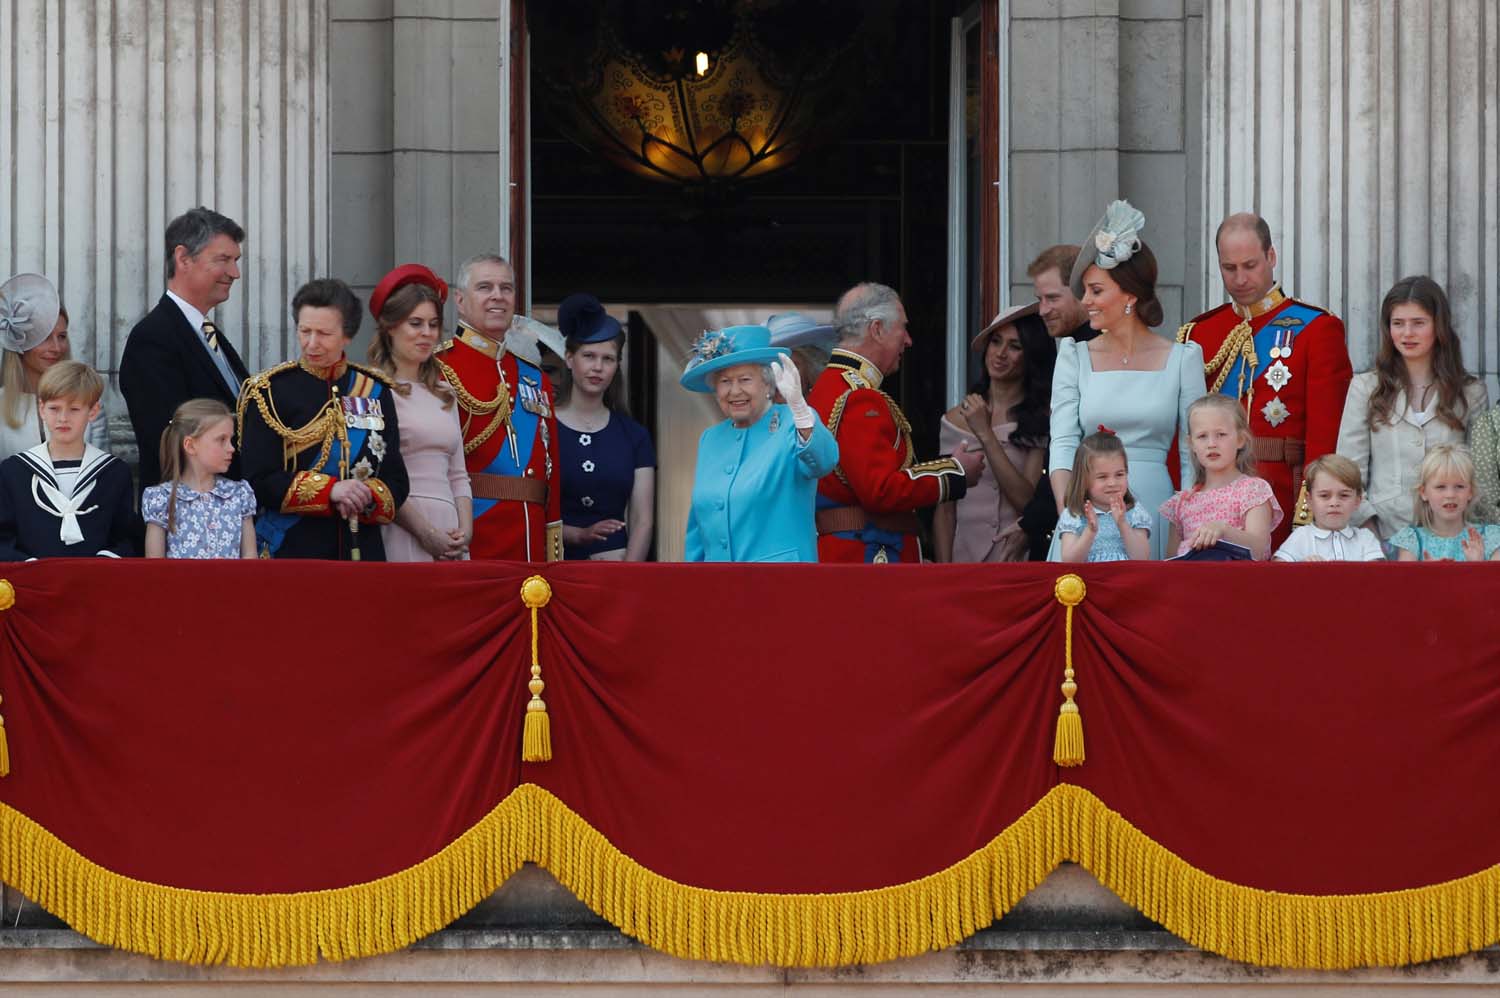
[0,361,135,559]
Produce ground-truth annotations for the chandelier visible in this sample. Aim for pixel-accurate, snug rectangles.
[532,1,889,188]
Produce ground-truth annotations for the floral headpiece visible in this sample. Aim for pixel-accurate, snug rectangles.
[0,273,61,354]
[689,328,734,364]
[1091,200,1146,270]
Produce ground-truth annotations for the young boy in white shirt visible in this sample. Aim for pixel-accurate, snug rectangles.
[1274,454,1385,562]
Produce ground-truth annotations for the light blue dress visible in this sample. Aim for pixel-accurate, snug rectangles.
[1055,504,1153,561]
[1047,338,1205,561]
[1388,523,1500,561]
[685,403,839,562]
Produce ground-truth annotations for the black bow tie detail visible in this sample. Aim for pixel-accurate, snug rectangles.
[202,321,222,352]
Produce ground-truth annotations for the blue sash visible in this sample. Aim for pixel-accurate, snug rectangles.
[256,379,384,556]
[1218,303,1321,398]
[472,357,545,520]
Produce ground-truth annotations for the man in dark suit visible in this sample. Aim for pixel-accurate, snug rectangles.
[120,207,250,488]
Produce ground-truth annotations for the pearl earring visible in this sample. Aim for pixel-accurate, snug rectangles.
[1124,302,1134,316]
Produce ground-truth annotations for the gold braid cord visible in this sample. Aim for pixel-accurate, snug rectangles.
[435,357,512,456]
[238,368,349,475]
[1200,319,1258,410]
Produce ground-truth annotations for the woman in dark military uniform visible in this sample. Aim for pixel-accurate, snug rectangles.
[239,279,408,560]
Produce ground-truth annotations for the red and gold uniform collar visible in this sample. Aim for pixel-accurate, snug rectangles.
[1232,286,1287,322]
[298,354,349,382]
[828,348,885,390]
[456,322,506,359]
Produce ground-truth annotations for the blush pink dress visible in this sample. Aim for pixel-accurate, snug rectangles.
[938,415,1034,562]
[381,381,472,562]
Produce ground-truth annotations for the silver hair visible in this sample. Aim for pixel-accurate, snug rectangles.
[164,207,244,281]
[834,282,902,343]
[710,363,778,393]
[456,253,512,293]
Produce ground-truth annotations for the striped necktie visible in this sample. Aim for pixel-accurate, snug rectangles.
[202,320,222,353]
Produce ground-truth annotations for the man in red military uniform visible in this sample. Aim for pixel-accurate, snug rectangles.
[435,253,562,561]
[1178,213,1353,546]
[809,282,983,562]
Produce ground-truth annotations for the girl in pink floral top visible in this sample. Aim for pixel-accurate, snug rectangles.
[1160,394,1282,559]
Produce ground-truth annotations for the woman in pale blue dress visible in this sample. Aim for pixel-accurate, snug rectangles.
[1047,201,1206,560]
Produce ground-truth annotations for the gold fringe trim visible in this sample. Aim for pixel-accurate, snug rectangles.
[4,784,1500,970]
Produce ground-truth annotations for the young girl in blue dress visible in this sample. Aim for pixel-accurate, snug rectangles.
[1389,444,1500,561]
[1055,428,1152,562]
[142,399,257,558]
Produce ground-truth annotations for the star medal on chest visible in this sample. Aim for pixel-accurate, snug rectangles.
[518,375,551,417]
[1261,397,1290,428]
[342,395,386,432]
[1264,359,1292,393]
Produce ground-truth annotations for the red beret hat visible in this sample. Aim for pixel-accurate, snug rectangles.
[369,264,449,319]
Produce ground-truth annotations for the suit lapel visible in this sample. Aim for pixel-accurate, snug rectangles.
[159,295,242,398]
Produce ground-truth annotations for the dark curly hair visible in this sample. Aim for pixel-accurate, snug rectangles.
[968,312,1055,449]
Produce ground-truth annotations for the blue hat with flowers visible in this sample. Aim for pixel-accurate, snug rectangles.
[557,292,622,345]
[679,324,790,393]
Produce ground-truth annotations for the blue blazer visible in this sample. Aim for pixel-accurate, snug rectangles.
[685,404,838,563]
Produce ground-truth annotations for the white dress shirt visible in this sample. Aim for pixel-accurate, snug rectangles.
[1274,523,1386,562]
[166,290,240,398]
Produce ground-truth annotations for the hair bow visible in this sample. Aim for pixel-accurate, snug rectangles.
[1096,424,1116,436]
[1092,200,1146,270]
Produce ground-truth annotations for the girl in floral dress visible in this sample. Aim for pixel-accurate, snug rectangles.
[142,399,256,558]
[1161,394,1282,560]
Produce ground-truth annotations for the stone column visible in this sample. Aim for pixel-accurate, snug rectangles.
[1203,0,1500,386]
[1007,1,1121,306]
[0,0,329,382]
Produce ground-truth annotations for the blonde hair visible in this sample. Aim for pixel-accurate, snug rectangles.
[1412,443,1478,529]
[158,399,235,536]
[3,304,70,429]
[1186,393,1255,483]
[1063,430,1136,515]
[1303,454,1363,495]
[36,359,102,406]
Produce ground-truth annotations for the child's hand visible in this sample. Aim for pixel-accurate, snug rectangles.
[1461,527,1485,562]
[1082,500,1099,532]
[1108,496,1128,527]
[1189,521,1227,549]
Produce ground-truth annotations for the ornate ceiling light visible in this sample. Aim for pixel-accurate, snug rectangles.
[532,0,890,188]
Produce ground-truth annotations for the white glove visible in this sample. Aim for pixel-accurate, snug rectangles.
[770,359,814,430]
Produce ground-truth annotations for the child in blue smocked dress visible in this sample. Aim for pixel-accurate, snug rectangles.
[1054,428,1152,562]
[1390,444,1500,562]
[142,399,257,558]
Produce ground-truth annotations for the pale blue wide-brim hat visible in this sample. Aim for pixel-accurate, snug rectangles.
[766,311,836,351]
[679,324,790,393]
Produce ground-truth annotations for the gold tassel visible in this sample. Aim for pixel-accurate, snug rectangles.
[1052,574,1087,767]
[520,576,553,762]
[0,580,13,777]
[0,696,9,778]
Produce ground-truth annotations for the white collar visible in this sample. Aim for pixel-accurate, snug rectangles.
[24,440,107,471]
[166,290,209,334]
[1310,524,1358,541]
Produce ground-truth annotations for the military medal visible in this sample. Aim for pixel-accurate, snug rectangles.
[1264,360,1292,393]
[1261,397,1290,427]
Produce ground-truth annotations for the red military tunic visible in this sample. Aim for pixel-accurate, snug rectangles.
[808,348,968,562]
[1178,286,1352,547]
[436,325,562,562]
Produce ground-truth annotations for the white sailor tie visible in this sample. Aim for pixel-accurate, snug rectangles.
[33,476,97,545]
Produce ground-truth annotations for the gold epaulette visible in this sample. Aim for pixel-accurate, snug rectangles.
[345,360,395,387]
[1175,321,1195,344]
[435,338,455,354]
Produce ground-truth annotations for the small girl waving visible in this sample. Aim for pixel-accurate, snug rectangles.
[1161,394,1282,560]
[1054,428,1151,562]
[143,399,257,559]
[1389,444,1500,561]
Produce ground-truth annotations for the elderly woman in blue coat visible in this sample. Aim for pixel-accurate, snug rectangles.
[681,324,838,562]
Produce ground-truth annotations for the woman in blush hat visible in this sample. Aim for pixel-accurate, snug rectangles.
[0,273,110,462]
[933,301,1054,562]
[680,324,838,562]
[554,293,656,560]
[367,264,473,561]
